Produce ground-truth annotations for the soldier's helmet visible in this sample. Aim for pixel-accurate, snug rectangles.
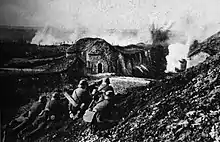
[78,79,88,88]
[102,77,110,84]
[39,95,47,103]
[104,90,114,98]
[52,92,60,100]
[181,59,187,62]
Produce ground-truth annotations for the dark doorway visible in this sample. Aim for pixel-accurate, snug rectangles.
[98,63,102,73]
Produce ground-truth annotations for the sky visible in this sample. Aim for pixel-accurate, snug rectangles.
[1,0,220,43]
[1,0,219,43]
[1,0,220,30]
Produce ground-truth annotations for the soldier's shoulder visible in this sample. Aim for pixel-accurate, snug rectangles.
[32,101,41,107]
[75,87,87,94]
[108,85,114,89]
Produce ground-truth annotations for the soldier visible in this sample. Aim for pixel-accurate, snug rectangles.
[12,95,47,135]
[2,95,47,141]
[69,79,92,119]
[92,77,114,100]
[90,91,116,134]
[93,90,115,122]
[98,77,114,93]
[88,77,116,134]
[24,91,67,140]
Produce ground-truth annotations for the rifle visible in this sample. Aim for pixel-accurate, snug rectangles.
[63,92,78,107]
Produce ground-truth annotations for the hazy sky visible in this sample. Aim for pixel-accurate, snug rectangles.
[1,0,220,46]
[1,0,220,30]
[1,0,220,71]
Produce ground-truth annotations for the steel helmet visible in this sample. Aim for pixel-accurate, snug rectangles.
[52,92,60,100]
[102,77,110,84]
[78,79,88,88]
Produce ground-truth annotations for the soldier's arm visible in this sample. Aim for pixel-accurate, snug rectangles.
[39,102,50,117]
[91,89,101,100]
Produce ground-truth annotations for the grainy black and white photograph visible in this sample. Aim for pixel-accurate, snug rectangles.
[1,0,220,141]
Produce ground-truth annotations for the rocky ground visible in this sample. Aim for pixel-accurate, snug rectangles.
[107,52,220,142]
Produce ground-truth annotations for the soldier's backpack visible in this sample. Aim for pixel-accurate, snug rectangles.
[83,109,96,122]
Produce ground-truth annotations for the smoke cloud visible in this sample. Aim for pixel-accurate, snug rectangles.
[1,0,220,71]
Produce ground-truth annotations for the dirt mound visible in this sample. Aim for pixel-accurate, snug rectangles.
[108,52,220,142]
[188,31,220,58]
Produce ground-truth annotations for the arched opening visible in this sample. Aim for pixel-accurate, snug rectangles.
[98,63,102,73]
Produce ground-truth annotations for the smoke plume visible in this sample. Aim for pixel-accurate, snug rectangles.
[26,0,220,71]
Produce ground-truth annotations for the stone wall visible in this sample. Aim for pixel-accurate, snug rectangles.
[86,54,109,74]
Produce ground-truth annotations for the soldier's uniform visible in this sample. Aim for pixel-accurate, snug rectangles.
[90,78,116,133]
[24,92,67,140]
[94,77,114,100]
[12,96,47,135]
[93,90,114,123]
[69,79,92,118]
